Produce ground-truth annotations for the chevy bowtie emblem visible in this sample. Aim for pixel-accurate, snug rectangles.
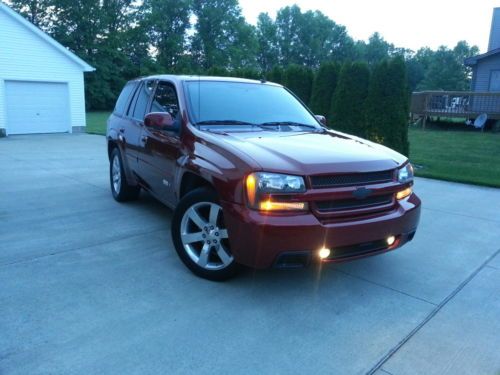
[352,187,373,199]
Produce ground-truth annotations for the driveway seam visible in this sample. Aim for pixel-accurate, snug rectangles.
[0,228,166,269]
[365,247,500,375]
[334,268,438,306]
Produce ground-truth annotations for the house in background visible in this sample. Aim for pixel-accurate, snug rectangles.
[0,3,94,136]
[465,8,500,92]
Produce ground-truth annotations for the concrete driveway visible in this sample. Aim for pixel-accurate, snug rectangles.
[1,134,499,375]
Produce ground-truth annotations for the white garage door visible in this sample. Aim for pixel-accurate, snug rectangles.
[5,81,70,134]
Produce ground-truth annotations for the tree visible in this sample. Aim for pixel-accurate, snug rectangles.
[274,5,354,67]
[417,41,479,91]
[310,62,340,119]
[284,64,314,104]
[190,0,258,70]
[362,33,394,66]
[365,57,409,155]
[256,13,279,72]
[138,0,192,72]
[9,0,54,29]
[330,62,370,137]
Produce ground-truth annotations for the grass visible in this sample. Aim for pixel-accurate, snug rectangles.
[409,128,500,187]
[85,111,500,188]
[86,111,110,135]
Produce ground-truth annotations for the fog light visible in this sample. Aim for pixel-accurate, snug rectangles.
[318,248,331,259]
[387,236,396,246]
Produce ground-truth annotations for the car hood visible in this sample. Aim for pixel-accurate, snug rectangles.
[209,129,407,175]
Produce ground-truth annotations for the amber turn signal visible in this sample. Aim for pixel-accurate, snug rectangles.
[396,187,412,200]
[246,174,257,206]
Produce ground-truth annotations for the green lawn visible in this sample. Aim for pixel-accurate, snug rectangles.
[86,111,110,135]
[409,128,500,187]
[85,111,500,187]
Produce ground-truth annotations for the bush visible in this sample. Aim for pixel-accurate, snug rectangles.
[231,67,262,80]
[365,57,409,155]
[330,62,370,137]
[283,64,314,104]
[205,66,229,76]
[310,62,340,121]
[267,66,285,84]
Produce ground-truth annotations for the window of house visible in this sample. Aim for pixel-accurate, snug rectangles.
[489,70,500,91]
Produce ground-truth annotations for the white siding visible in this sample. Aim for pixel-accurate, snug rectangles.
[0,8,87,134]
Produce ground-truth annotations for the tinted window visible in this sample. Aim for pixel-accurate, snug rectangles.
[151,82,179,118]
[114,82,136,116]
[185,81,319,128]
[132,80,155,120]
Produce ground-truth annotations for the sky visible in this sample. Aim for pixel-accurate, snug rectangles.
[239,0,500,53]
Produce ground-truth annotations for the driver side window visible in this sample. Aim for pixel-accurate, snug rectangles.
[151,81,179,119]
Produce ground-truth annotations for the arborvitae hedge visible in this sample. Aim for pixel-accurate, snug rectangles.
[232,67,261,80]
[330,62,370,137]
[284,64,314,104]
[365,57,409,156]
[267,66,285,84]
[309,62,340,121]
[205,66,229,76]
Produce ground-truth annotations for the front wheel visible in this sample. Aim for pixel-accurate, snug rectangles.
[171,188,241,281]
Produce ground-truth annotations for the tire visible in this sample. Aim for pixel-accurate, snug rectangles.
[172,187,241,281]
[109,148,140,202]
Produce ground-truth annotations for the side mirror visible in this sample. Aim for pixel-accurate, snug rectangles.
[144,112,176,131]
[315,115,327,126]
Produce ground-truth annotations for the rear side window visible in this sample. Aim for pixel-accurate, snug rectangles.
[132,80,155,120]
[114,82,137,116]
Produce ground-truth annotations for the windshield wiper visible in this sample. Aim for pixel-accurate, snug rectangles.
[259,121,324,131]
[196,120,256,126]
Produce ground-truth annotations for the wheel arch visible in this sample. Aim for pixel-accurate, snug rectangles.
[179,171,214,198]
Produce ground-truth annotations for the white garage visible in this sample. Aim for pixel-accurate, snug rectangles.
[0,3,94,136]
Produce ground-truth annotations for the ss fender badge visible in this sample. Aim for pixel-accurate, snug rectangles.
[163,179,170,187]
[352,187,373,199]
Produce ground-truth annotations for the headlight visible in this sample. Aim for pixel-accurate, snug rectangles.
[398,163,414,184]
[246,172,307,211]
[255,173,305,193]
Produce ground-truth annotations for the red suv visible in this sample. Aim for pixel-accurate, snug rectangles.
[106,75,421,280]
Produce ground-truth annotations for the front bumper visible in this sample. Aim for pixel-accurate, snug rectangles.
[221,193,421,269]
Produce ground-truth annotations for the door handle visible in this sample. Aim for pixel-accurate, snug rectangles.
[119,128,125,133]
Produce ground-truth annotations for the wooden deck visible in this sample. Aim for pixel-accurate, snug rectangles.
[411,91,500,128]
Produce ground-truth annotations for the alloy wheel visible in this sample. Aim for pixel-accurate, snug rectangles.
[180,202,233,270]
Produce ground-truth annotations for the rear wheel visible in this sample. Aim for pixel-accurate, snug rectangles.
[109,148,140,202]
[172,187,240,281]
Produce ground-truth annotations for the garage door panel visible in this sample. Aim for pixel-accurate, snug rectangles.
[5,81,70,134]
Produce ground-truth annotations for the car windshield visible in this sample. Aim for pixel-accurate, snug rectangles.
[185,81,321,131]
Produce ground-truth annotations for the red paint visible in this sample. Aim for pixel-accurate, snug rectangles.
[107,75,421,269]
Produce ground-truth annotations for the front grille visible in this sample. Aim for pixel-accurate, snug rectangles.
[316,194,393,212]
[310,170,394,189]
[326,239,388,260]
